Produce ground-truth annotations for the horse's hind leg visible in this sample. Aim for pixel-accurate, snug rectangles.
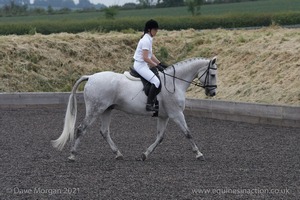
[100,109,123,160]
[69,108,98,161]
[172,112,204,160]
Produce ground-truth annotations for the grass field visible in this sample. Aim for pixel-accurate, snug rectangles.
[1,0,300,35]
[1,0,300,23]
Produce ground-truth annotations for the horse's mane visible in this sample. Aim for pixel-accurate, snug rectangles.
[164,57,209,73]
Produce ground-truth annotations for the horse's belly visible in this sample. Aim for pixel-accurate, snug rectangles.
[115,79,147,109]
[113,77,156,115]
[84,72,148,112]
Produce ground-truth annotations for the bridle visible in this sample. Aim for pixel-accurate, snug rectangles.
[162,60,218,93]
[199,60,218,92]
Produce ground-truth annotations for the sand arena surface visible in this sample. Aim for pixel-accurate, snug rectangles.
[0,105,299,199]
[0,27,299,105]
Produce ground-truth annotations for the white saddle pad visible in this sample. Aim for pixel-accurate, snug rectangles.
[124,71,141,81]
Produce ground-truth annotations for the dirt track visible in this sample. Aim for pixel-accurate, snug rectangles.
[0,105,299,199]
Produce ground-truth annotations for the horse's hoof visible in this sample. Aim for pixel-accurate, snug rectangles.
[68,155,76,162]
[135,153,147,161]
[135,157,142,161]
[115,154,124,160]
[196,155,205,161]
[141,153,147,161]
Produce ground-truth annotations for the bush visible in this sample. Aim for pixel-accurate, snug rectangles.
[272,12,300,25]
[104,7,119,19]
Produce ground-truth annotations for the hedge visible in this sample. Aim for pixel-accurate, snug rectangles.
[0,12,299,35]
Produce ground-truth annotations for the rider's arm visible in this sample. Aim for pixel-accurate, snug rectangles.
[151,54,160,66]
[143,50,158,68]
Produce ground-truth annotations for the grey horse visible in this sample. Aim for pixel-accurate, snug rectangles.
[52,57,218,161]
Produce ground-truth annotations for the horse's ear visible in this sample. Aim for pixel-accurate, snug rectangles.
[211,56,217,65]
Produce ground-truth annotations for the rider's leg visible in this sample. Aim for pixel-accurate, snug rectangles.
[134,62,159,85]
[146,83,160,111]
[133,62,161,111]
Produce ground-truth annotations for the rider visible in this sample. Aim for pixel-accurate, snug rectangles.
[133,19,166,112]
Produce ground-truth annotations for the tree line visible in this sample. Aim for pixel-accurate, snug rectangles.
[0,0,105,16]
[0,0,105,9]
[136,0,263,8]
[0,0,265,17]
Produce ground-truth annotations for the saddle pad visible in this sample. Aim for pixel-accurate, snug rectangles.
[124,71,140,81]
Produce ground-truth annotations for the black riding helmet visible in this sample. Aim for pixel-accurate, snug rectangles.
[144,19,159,34]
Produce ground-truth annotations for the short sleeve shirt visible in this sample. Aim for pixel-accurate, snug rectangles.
[133,33,153,62]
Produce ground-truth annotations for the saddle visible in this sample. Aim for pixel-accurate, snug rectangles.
[126,67,162,96]
[124,67,161,117]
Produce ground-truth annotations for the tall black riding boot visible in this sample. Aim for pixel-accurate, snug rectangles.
[146,84,160,112]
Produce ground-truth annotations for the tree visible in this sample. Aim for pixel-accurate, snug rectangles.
[185,0,203,16]
[0,0,29,5]
[122,3,137,9]
[77,0,93,9]
[137,0,156,8]
[159,0,184,7]
[47,5,54,14]
[15,0,30,5]
[1,1,28,16]
[104,6,118,19]
[138,0,148,8]
[62,0,76,9]
[32,7,46,14]
[34,0,48,7]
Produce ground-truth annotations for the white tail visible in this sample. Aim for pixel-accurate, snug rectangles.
[51,76,89,151]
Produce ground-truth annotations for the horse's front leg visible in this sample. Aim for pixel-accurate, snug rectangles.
[140,117,169,161]
[172,112,204,160]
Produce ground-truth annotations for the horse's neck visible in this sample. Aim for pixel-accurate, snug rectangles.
[165,58,208,92]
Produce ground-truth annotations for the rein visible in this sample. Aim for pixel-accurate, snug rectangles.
[162,61,217,93]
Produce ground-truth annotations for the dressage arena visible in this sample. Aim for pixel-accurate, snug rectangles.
[0,104,299,199]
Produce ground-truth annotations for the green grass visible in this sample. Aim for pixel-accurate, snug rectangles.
[0,0,300,35]
[1,11,300,35]
[199,0,300,15]
[1,0,300,23]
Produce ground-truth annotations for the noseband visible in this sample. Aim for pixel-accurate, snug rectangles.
[162,60,217,93]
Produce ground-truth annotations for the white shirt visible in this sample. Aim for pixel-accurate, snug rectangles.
[133,33,153,62]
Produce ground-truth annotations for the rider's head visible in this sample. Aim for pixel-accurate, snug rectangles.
[144,19,159,37]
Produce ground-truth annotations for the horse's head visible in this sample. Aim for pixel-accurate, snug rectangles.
[198,56,218,97]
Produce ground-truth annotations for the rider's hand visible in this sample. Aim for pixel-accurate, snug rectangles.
[156,64,165,72]
[159,63,168,69]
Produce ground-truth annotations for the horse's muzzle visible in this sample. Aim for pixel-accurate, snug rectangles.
[205,88,216,97]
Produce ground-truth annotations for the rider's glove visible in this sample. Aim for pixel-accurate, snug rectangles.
[156,64,165,72]
[157,62,168,72]
[159,63,168,69]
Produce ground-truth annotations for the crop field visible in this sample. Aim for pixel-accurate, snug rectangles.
[0,0,300,35]
[1,0,300,23]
